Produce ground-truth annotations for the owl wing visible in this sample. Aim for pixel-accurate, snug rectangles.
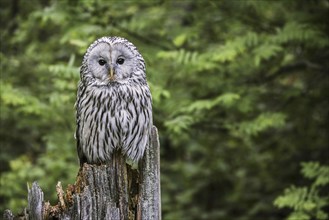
[123,85,152,161]
[75,80,88,165]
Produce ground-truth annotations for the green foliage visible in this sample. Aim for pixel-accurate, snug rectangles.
[0,0,328,219]
[274,162,329,220]
[231,112,287,137]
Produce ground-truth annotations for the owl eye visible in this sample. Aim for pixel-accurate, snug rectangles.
[116,58,125,65]
[98,59,106,66]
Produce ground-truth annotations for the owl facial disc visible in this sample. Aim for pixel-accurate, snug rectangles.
[82,37,146,86]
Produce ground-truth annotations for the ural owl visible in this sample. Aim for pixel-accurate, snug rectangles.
[75,36,152,165]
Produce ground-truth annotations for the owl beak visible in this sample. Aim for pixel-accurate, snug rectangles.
[109,67,115,81]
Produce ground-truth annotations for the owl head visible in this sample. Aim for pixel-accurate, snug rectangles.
[81,36,146,85]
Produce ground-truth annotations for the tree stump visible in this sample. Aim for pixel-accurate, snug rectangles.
[3,126,161,220]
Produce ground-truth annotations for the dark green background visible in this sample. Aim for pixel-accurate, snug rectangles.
[0,1,328,219]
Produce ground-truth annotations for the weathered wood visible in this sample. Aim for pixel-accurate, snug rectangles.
[28,182,44,220]
[137,127,161,220]
[3,126,161,220]
[62,150,136,220]
[3,209,15,220]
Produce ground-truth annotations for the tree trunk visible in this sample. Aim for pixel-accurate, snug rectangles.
[3,126,161,220]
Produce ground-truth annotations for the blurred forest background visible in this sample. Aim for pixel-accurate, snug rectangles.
[0,0,328,219]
